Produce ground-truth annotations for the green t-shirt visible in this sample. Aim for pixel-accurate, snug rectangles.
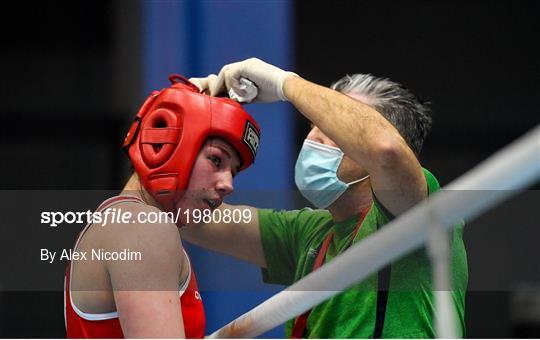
[259,169,468,338]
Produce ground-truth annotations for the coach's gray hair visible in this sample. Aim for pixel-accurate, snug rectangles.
[331,74,432,155]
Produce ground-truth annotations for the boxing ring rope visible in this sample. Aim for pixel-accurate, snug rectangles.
[208,125,540,338]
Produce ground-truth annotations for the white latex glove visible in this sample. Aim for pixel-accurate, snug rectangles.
[210,58,298,103]
[189,75,257,103]
[189,74,218,94]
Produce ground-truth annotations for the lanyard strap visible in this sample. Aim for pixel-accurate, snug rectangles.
[291,208,368,339]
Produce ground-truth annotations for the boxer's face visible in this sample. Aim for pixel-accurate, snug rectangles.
[175,138,241,225]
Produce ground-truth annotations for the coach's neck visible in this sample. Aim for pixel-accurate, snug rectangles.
[328,180,372,223]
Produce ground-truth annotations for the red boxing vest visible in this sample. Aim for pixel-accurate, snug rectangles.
[64,196,206,338]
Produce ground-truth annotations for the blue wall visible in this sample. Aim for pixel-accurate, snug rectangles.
[142,1,295,337]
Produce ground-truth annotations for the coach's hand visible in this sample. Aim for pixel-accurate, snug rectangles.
[210,58,298,103]
[189,74,218,94]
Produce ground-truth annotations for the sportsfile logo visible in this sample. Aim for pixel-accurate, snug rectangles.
[40,207,253,227]
[243,121,260,157]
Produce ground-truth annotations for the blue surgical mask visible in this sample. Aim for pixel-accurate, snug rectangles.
[295,139,369,209]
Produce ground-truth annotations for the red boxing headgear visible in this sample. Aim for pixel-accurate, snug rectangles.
[123,75,261,211]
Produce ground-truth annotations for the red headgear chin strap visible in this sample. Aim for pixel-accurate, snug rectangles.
[123,75,261,212]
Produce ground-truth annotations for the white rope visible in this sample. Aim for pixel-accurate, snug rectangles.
[208,125,540,338]
[427,211,456,338]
